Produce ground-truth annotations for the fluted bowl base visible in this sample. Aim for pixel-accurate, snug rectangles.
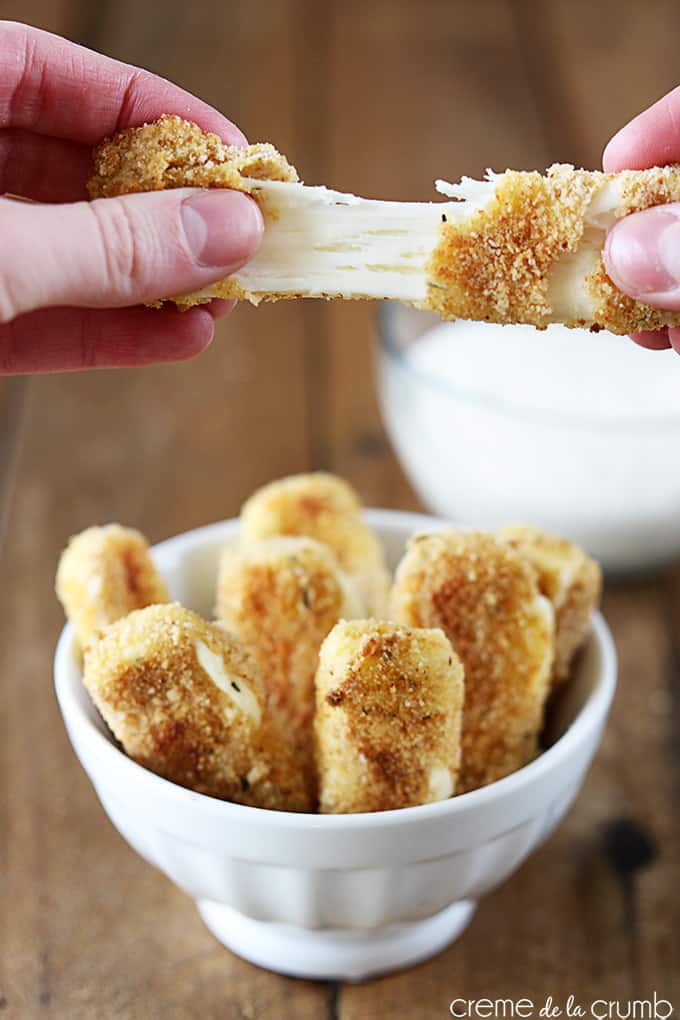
[197,898,477,981]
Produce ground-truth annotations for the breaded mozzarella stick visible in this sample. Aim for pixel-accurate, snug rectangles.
[215,536,363,740]
[314,620,464,813]
[89,115,680,334]
[83,604,312,811]
[56,524,169,648]
[391,531,554,793]
[498,525,601,687]
[240,472,390,616]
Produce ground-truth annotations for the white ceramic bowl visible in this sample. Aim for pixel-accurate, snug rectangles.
[54,511,616,982]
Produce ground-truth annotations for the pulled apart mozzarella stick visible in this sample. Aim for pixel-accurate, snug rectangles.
[89,115,680,334]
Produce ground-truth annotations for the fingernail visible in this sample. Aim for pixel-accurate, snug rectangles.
[181,190,263,269]
[605,208,680,298]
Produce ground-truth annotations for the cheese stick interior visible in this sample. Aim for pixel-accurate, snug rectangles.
[89,115,680,334]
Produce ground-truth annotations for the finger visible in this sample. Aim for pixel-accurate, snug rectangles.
[0,304,217,374]
[206,298,236,319]
[604,205,680,309]
[0,21,247,144]
[0,128,91,202]
[0,188,262,320]
[603,86,680,172]
[630,329,671,350]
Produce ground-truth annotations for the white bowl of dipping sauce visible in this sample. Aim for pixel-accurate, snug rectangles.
[378,306,680,573]
[54,511,615,982]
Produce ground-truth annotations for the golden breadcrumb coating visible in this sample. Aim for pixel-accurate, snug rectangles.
[314,620,464,813]
[88,114,298,199]
[215,536,363,743]
[498,525,601,687]
[427,163,680,334]
[240,473,390,616]
[56,524,169,648]
[88,115,299,311]
[83,604,311,811]
[390,530,554,793]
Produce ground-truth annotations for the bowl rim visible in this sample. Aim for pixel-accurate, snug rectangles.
[377,302,680,433]
[54,509,617,831]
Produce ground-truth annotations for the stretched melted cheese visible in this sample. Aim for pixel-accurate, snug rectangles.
[89,116,680,334]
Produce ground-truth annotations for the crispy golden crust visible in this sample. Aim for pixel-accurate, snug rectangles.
[426,163,680,334]
[215,536,362,742]
[426,166,598,328]
[499,525,601,687]
[240,473,390,616]
[88,115,298,310]
[83,604,311,811]
[56,524,169,648]
[314,620,464,813]
[390,530,554,793]
[88,114,298,199]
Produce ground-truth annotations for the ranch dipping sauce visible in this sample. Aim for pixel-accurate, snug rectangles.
[379,319,680,572]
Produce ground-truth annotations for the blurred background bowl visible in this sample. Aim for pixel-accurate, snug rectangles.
[378,304,680,573]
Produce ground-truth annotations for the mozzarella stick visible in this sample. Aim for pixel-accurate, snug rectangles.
[215,536,363,740]
[56,524,169,648]
[498,525,602,687]
[89,115,680,334]
[240,472,390,616]
[391,531,554,793]
[314,620,464,813]
[83,604,312,811]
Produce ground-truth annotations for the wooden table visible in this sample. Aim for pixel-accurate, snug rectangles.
[1,1,679,1016]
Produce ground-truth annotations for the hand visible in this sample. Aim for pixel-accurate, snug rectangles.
[0,21,263,373]
[603,87,680,352]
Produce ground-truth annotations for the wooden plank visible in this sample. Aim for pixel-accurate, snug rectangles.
[0,3,326,1018]
[323,0,548,510]
[0,1,78,35]
[513,0,680,168]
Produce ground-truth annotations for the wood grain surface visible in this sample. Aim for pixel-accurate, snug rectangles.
[0,2,678,1017]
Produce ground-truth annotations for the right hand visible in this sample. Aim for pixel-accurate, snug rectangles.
[603,86,680,353]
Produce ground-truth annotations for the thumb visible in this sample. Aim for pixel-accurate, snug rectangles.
[604,205,680,310]
[0,189,262,321]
